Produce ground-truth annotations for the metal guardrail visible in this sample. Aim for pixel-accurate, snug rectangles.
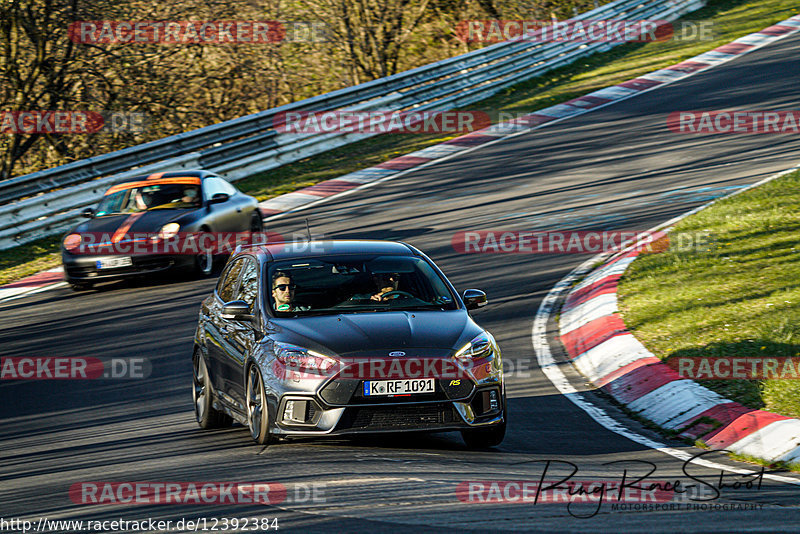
[0,0,704,250]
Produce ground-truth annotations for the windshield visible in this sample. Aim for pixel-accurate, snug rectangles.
[267,255,458,316]
[96,183,201,215]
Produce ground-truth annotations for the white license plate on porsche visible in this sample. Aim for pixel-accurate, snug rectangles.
[363,379,434,396]
[96,257,132,269]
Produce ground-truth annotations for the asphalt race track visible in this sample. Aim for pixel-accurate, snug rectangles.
[3,31,800,533]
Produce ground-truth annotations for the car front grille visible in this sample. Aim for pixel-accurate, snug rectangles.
[335,402,461,431]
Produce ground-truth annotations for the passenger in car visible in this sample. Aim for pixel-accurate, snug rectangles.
[351,272,402,301]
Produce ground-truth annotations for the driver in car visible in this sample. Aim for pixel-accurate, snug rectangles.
[177,186,201,206]
[272,271,309,312]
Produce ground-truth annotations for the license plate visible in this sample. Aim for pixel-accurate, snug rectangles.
[363,379,435,396]
[96,257,133,269]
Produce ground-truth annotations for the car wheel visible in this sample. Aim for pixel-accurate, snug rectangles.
[194,250,214,277]
[193,351,232,429]
[461,420,506,449]
[250,211,263,233]
[69,281,93,291]
[246,365,272,445]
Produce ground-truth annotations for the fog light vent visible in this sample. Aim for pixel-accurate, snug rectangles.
[283,400,309,423]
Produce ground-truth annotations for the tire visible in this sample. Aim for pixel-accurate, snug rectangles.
[250,211,263,233]
[246,365,272,445]
[192,351,232,429]
[194,251,214,277]
[461,395,507,448]
[191,226,216,277]
[461,420,506,449]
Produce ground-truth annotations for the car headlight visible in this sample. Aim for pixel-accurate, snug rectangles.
[454,331,496,362]
[274,342,338,375]
[158,222,180,240]
[63,233,82,251]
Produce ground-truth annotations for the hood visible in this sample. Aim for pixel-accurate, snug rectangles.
[271,310,480,356]
[73,210,189,236]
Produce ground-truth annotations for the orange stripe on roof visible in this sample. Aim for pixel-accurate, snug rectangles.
[104,177,202,196]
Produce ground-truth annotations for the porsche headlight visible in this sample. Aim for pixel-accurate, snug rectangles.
[454,331,496,362]
[63,233,82,251]
[158,222,180,240]
[274,342,338,376]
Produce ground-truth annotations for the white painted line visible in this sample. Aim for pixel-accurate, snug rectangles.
[261,20,800,224]
[0,282,68,304]
[532,258,800,485]
[532,257,800,484]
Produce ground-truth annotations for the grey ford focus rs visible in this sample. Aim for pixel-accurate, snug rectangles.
[192,240,506,448]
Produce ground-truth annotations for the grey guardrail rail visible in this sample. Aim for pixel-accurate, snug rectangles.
[0,0,705,250]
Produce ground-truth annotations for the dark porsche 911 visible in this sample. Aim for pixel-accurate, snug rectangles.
[192,240,506,448]
[61,170,263,290]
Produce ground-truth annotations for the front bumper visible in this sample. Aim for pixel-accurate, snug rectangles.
[271,381,505,437]
[62,252,194,282]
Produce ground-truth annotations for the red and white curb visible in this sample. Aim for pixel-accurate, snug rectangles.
[3,14,799,303]
[255,14,800,220]
[0,267,66,303]
[541,162,800,472]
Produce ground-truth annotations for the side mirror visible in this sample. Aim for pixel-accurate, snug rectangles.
[463,289,488,310]
[81,208,95,218]
[209,193,230,204]
[221,300,254,321]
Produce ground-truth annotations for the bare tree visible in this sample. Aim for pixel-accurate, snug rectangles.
[298,0,433,84]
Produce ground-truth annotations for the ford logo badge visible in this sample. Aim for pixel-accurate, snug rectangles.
[388,351,405,357]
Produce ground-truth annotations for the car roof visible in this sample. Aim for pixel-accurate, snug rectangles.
[245,240,416,262]
[112,170,219,186]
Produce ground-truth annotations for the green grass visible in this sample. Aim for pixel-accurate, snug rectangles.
[0,235,61,286]
[2,0,797,285]
[618,170,800,417]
